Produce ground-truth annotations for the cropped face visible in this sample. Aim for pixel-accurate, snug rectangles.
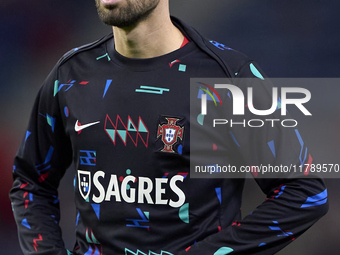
[95,0,161,27]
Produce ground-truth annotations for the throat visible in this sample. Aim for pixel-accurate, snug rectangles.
[112,19,185,59]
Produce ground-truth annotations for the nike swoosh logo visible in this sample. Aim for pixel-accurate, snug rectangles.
[75,120,100,132]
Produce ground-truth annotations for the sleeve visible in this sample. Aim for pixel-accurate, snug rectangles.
[182,62,329,254]
[9,64,73,255]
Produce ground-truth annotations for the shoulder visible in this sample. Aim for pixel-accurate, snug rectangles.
[204,39,254,76]
[172,16,253,77]
[56,33,113,67]
[38,33,113,97]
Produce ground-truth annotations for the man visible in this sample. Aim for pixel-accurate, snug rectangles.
[10,0,328,254]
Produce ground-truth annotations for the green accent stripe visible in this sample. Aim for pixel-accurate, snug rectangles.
[138,120,148,133]
[54,80,59,96]
[179,203,189,223]
[250,63,264,80]
[106,129,116,142]
[140,86,170,91]
[86,230,92,243]
[96,53,111,61]
[135,89,163,94]
[214,247,234,255]
[91,232,100,244]
[117,130,127,142]
[144,211,149,220]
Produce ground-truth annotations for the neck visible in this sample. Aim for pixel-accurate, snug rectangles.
[112,3,184,59]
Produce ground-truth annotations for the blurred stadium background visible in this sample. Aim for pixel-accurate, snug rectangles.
[1,0,339,254]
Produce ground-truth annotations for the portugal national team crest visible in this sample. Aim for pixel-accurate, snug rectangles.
[78,170,91,201]
[157,117,185,153]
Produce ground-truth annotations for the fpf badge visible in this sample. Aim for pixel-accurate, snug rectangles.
[157,116,185,154]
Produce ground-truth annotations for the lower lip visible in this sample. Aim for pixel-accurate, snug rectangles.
[101,0,121,5]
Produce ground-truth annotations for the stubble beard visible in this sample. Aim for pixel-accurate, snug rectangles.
[95,0,160,28]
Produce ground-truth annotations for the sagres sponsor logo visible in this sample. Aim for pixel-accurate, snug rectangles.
[157,116,185,154]
[78,170,186,208]
[78,170,91,201]
[104,114,149,147]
